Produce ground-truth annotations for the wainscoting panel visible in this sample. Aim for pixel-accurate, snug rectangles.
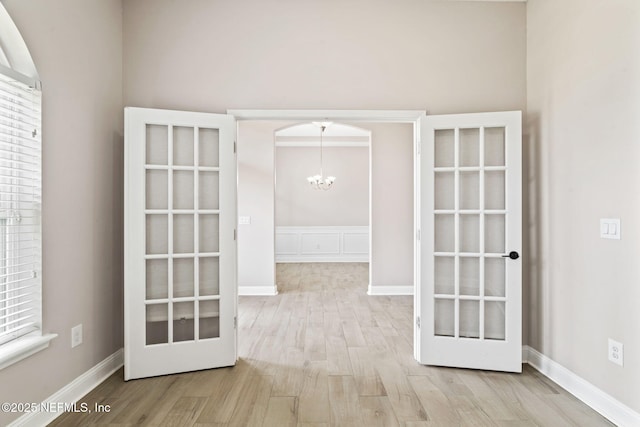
[301,232,341,254]
[276,226,369,262]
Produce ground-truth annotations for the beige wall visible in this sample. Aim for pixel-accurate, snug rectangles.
[0,0,123,425]
[237,121,289,289]
[361,123,415,288]
[276,146,369,227]
[527,0,640,413]
[123,0,526,114]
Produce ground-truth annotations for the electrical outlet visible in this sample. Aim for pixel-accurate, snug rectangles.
[71,324,83,348]
[608,338,623,366]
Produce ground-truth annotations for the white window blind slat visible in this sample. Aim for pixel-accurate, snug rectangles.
[0,130,40,146]
[0,314,35,330]
[0,282,37,297]
[0,321,37,336]
[0,139,39,153]
[0,263,33,279]
[0,95,40,113]
[0,113,39,129]
[0,122,36,139]
[0,147,41,160]
[0,71,42,347]
[0,322,37,345]
[0,99,39,121]
[1,225,40,232]
[1,275,37,288]
[1,290,35,304]
[0,301,33,317]
[0,269,35,279]
[0,82,40,103]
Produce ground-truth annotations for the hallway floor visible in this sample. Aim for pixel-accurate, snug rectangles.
[50,263,612,426]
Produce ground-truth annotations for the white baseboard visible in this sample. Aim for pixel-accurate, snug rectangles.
[238,285,278,296]
[367,285,414,296]
[523,345,640,427]
[9,348,123,427]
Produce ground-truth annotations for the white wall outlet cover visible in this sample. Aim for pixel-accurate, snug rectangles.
[238,216,251,225]
[71,324,83,348]
[608,338,623,366]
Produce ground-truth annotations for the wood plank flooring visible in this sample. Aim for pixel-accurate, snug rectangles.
[50,263,613,426]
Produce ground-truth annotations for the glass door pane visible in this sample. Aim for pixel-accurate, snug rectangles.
[433,126,508,342]
[143,124,223,346]
[126,107,236,380]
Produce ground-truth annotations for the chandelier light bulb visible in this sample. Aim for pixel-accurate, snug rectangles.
[306,123,336,191]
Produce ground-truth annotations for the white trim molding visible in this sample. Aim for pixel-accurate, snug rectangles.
[0,333,57,371]
[276,226,369,263]
[8,348,123,427]
[367,285,414,296]
[523,346,640,427]
[228,109,425,123]
[0,2,40,85]
[238,285,278,296]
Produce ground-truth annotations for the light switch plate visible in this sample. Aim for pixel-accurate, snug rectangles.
[239,216,251,225]
[600,218,620,240]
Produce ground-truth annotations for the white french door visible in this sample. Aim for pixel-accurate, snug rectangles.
[417,111,522,373]
[124,107,236,380]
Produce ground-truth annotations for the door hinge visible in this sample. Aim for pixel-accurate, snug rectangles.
[234,316,237,329]
[417,140,421,155]
[417,229,421,241]
[416,316,421,328]
[234,229,237,240]
[234,141,237,154]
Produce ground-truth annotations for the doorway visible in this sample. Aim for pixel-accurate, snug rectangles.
[233,109,523,373]
[273,122,371,290]
[124,108,523,380]
[235,113,417,299]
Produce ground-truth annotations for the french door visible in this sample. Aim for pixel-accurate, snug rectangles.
[417,111,522,372]
[124,107,236,380]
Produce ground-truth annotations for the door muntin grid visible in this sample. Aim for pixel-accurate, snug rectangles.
[433,126,507,341]
[144,124,222,345]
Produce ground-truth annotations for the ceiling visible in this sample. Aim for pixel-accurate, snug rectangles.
[275,122,370,147]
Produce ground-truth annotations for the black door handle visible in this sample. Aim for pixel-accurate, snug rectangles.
[502,251,520,260]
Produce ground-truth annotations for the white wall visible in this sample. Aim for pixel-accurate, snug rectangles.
[275,146,369,227]
[0,1,123,425]
[527,0,640,413]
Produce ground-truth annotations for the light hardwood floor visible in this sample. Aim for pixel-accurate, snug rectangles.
[51,263,613,426]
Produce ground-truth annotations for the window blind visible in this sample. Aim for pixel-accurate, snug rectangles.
[0,71,42,346]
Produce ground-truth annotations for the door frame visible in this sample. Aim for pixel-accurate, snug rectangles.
[229,109,425,360]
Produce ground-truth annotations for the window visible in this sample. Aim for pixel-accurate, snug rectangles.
[0,70,42,347]
[0,4,54,370]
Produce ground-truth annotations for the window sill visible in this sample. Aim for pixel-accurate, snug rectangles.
[0,333,57,371]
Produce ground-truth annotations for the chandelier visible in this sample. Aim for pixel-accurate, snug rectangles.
[307,122,336,190]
